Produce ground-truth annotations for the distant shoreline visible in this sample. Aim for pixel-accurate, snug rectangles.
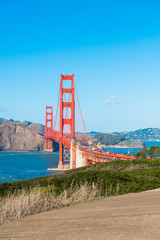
[102,140,160,149]
[103,145,142,149]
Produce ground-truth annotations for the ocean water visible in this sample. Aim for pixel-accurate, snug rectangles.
[1,141,160,183]
[0,152,59,183]
[103,147,142,155]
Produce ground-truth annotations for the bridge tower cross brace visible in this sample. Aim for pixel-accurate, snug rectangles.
[58,74,75,168]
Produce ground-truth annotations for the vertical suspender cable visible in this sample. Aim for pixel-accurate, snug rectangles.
[53,84,60,132]
[75,83,89,143]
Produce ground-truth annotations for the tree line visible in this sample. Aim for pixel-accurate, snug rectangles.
[134,145,160,159]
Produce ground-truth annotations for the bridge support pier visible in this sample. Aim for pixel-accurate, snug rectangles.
[58,141,63,169]
[76,143,85,168]
[70,140,76,169]
[45,139,53,152]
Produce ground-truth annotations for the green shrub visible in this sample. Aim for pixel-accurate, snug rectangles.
[1,159,160,199]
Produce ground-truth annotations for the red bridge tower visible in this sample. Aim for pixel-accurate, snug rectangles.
[45,106,53,152]
[59,74,75,168]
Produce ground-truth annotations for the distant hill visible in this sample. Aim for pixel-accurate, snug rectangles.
[114,128,160,141]
[0,119,58,151]
[89,133,126,146]
[0,124,44,151]
[87,131,101,136]
[0,118,11,125]
[0,118,45,136]
[27,122,45,136]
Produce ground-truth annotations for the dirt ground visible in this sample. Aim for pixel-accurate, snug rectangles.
[1,189,160,240]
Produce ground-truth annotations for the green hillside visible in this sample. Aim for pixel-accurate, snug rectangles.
[93,133,125,145]
[119,128,160,141]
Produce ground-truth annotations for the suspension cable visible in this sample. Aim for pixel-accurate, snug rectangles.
[75,82,89,143]
[53,84,60,131]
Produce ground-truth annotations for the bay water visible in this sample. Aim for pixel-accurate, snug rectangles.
[1,141,160,183]
[0,152,59,183]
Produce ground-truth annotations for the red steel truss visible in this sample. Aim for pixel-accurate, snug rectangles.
[45,74,134,169]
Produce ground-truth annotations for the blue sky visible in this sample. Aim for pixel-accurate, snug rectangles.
[0,0,160,132]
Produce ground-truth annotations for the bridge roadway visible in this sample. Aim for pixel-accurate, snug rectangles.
[1,189,160,240]
[47,131,134,165]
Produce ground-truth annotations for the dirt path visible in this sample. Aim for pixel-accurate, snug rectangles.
[1,189,160,240]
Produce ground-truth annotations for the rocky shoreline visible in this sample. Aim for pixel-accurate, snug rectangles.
[0,119,59,152]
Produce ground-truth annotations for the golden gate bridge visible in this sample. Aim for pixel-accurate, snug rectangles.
[45,74,134,169]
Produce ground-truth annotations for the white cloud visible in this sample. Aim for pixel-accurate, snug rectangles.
[105,96,119,105]
[0,106,7,113]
